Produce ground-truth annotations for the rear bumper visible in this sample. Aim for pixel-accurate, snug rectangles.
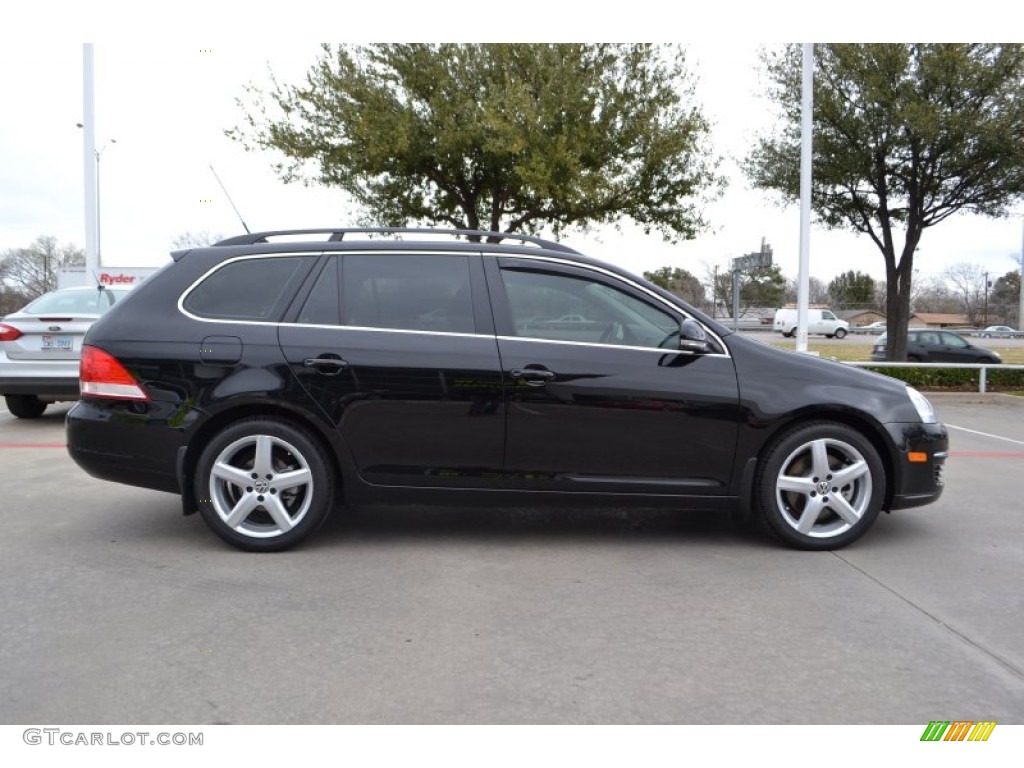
[883,421,948,510]
[0,355,81,398]
[0,379,80,398]
[66,399,184,494]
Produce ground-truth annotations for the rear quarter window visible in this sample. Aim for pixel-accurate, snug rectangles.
[183,255,316,321]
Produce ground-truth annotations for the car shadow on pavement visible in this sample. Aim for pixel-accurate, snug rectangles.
[309,504,769,550]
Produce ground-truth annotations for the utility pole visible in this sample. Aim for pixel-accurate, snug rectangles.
[1019,216,1024,330]
[712,265,718,319]
[983,271,989,327]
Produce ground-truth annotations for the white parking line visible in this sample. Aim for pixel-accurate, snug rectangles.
[946,423,1024,447]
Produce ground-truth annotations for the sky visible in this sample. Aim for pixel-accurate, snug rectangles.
[2,5,1022,291]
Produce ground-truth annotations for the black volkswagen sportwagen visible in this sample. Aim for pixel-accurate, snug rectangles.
[66,229,948,552]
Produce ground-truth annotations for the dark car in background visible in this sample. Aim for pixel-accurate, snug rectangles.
[66,229,948,552]
[871,329,1002,364]
[0,285,131,418]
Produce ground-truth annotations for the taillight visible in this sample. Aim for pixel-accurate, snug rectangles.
[0,323,23,342]
[80,345,149,401]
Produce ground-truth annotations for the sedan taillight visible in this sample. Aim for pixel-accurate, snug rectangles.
[80,345,149,401]
[0,323,23,342]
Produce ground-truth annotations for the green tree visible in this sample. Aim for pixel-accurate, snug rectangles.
[828,270,876,308]
[0,235,84,300]
[643,266,706,307]
[746,44,1024,359]
[230,44,720,243]
[989,270,1020,327]
[714,264,787,317]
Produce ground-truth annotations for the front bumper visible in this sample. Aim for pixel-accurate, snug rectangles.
[883,421,948,510]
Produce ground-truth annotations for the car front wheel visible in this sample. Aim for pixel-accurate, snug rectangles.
[834,328,847,339]
[754,421,884,550]
[194,418,334,551]
[5,394,47,419]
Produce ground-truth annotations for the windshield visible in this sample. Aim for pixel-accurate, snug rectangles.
[20,288,130,315]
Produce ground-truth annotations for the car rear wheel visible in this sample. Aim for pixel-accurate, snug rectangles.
[907,354,922,362]
[754,421,884,550]
[5,394,47,419]
[194,418,334,552]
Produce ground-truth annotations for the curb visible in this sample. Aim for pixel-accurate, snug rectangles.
[925,392,1024,407]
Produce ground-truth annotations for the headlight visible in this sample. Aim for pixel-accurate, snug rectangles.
[906,386,938,424]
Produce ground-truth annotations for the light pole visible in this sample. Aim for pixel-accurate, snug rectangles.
[76,124,116,265]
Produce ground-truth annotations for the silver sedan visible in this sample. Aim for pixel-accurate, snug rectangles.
[0,286,131,418]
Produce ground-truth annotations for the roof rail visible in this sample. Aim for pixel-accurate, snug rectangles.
[213,227,580,254]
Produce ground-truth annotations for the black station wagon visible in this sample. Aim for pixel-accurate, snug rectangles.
[66,229,948,551]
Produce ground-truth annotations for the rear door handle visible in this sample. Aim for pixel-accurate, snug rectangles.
[510,367,556,386]
[304,356,349,375]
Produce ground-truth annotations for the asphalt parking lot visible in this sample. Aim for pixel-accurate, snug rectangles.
[1,397,1022,724]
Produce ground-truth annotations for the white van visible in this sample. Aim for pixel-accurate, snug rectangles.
[773,307,849,338]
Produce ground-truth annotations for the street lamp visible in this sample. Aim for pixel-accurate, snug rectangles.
[76,123,116,264]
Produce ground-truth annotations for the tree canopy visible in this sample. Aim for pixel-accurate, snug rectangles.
[989,271,1020,328]
[643,266,706,307]
[828,270,875,308]
[229,44,720,243]
[746,44,1024,359]
[714,264,787,316]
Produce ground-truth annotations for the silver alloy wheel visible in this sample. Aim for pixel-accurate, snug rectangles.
[208,433,314,539]
[774,437,873,539]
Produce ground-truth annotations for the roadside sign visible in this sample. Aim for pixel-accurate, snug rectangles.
[57,267,158,290]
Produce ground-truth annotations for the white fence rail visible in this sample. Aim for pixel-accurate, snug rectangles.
[846,361,1024,394]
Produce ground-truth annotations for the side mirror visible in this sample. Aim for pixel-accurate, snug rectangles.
[678,319,712,354]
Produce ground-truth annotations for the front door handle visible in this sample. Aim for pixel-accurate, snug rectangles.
[510,367,556,386]
[304,356,350,375]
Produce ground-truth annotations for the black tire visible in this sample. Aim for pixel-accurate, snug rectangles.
[754,421,885,551]
[783,329,795,338]
[825,334,834,339]
[193,418,334,552]
[5,394,47,419]
[834,328,847,339]
[907,354,922,362]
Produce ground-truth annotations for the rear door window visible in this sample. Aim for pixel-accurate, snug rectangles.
[341,254,475,333]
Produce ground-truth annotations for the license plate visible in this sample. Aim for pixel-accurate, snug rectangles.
[41,334,73,350]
